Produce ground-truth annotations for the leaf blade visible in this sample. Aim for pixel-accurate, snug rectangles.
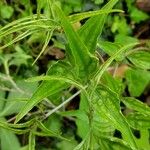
[122,97,150,116]
[54,4,97,76]
[95,86,137,149]
[15,61,71,123]
[78,0,119,53]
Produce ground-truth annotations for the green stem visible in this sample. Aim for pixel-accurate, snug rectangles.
[3,60,9,75]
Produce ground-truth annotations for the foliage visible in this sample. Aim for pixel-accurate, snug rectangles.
[0,0,150,150]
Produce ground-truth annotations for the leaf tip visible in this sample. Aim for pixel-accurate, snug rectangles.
[14,114,22,124]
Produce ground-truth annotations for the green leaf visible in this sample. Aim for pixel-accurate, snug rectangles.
[0,16,58,39]
[0,120,30,134]
[37,120,67,140]
[93,43,138,89]
[77,92,90,138]
[0,91,5,112]
[135,129,150,150]
[0,5,14,19]
[126,0,149,23]
[130,7,149,23]
[29,131,35,150]
[26,75,85,90]
[61,109,89,139]
[78,0,119,54]
[125,69,150,97]
[127,51,150,70]
[0,99,26,117]
[56,139,78,150]
[95,85,137,150]
[122,97,150,116]
[69,9,123,23]
[127,113,150,130]
[111,16,131,35]
[44,114,62,133]
[20,145,29,150]
[54,4,97,77]
[0,30,37,51]
[95,136,131,150]
[0,81,38,117]
[15,80,65,123]
[94,0,104,5]
[115,34,138,46]
[98,41,123,61]
[9,45,32,66]
[0,15,37,32]
[0,119,35,129]
[102,72,123,94]
[0,128,21,150]
[15,61,72,123]
[0,118,21,150]
[32,29,54,65]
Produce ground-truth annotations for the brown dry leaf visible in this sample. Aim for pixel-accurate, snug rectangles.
[48,47,65,59]
[44,47,65,60]
[108,64,129,78]
[136,0,150,12]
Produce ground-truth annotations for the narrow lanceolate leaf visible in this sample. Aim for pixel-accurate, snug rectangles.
[0,18,58,39]
[36,120,68,140]
[78,0,119,54]
[4,119,35,129]
[29,131,36,150]
[0,120,30,134]
[26,75,85,90]
[0,15,40,32]
[95,86,137,150]
[69,9,123,23]
[15,80,65,123]
[94,43,139,85]
[89,43,139,98]
[15,61,70,123]
[32,29,54,65]
[122,97,150,115]
[0,30,37,50]
[54,5,98,76]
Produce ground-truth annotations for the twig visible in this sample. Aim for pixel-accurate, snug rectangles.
[44,90,81,119]
[7,116,16,123]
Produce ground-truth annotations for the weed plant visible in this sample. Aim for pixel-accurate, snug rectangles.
[0,0,150,150]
